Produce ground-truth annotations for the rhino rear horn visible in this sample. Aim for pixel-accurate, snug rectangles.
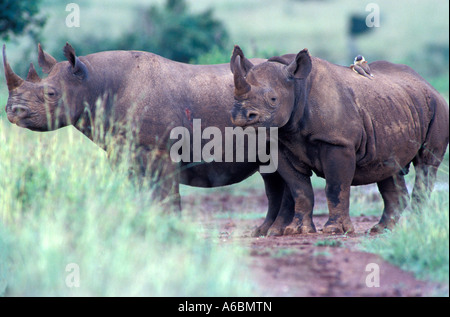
[38,43,57,74]
[26,63,41,83]
[3,44,24,91]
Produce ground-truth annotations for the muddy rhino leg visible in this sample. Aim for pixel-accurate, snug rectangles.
[321,146,356,234]
[275,152,316,235]
[251,172,285,237]
[371,173,409,233]
[135,146,182,212]
[282,174,316,235]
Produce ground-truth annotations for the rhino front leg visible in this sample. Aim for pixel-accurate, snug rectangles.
[252,172,286,237]
[371,173,409,233]
[321,146,356,234]
[282,174,316,235]
[135,146,182,212]
[276,154,316,235]
[266,184,296,236]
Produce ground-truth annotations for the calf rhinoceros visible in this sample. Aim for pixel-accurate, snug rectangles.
[3,42,289,227]
[230,46,449,235]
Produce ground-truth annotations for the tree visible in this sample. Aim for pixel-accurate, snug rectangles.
[119,0,229,63]
[0,0,46,40]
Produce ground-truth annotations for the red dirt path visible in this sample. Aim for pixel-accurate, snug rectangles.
[182,188,447,297]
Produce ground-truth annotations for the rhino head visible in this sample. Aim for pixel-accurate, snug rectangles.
[3,43,89,131]
[230,45,312,129]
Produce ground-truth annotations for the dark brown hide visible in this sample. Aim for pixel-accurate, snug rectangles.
[231,46,449,235]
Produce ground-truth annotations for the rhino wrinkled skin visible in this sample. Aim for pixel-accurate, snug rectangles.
[230,45,449,235]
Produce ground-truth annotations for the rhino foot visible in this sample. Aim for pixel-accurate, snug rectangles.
[284,223,316,235]
[369,218,397,233]
[323,218,355,235]
[251,223,271,237]
[267,227,285,237]
[252,221,286,237]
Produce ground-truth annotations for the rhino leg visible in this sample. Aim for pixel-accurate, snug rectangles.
[411,164,438,208]
[252,172,286,237]
[266,185,295,236]
[411,106,448,208]
[275,151,316,235]
[135,146,182,212]
[321,146,356,235]
[282,176,316,235]
[411,149,443,209]
[371,173,409,233]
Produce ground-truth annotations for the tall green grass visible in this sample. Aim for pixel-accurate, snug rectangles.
[0,119,256,296]
[361,161,449,286]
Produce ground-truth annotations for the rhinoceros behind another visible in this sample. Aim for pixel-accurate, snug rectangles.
[230,45,449,235]
[3,42,293,230]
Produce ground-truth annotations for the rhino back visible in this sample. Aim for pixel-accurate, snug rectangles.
[303,58,448,184]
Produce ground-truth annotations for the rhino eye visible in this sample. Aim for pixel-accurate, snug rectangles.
[265,91,278,106]
[44,88,57,99]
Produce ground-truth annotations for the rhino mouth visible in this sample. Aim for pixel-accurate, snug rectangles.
[5,104,48,131]
[231,114,259,127]
[6,104,29,124]
[230,105,262,127]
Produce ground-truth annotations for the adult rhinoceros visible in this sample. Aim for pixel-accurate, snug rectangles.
[3,42,289,226]
[230,46,449,235]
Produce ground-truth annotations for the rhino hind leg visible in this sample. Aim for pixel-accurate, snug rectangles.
[411,97,449,208]
[370,173,409,233]
[411,157,441,209]
[411,116,448,209]
[411,165,438,208]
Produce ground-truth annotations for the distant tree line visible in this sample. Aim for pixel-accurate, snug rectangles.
[0,0,46,41]
[1,0,228,64]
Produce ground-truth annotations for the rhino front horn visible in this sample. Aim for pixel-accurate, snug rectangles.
[2,44,25,91]
[233,55,251,96]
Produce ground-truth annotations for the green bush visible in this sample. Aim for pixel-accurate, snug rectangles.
[62,0,230,63]
[0,0,46,40]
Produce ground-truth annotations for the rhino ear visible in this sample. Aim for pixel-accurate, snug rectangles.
[63,42,88,80]
[38,43,57,74]
[285,48,312,79]
[230,45,254,75]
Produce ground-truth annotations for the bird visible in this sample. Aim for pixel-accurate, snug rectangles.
[351,55,374,78]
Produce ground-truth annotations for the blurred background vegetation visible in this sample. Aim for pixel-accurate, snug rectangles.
[1,0,448,91]
[0,0,448,296]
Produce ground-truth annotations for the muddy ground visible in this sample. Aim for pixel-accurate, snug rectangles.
[182,188,447,297]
